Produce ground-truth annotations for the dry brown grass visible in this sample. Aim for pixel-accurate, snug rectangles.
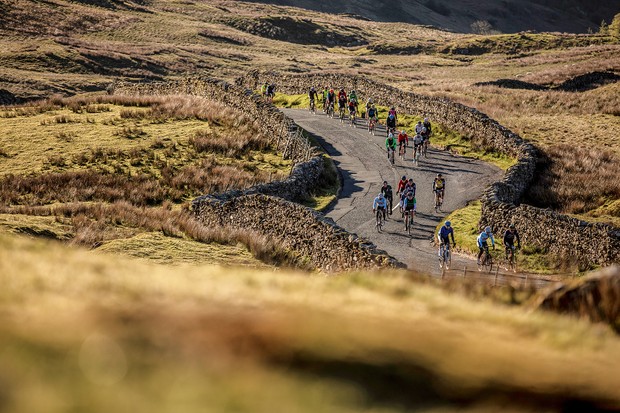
[525,145,620,217]
[0,201,300,267]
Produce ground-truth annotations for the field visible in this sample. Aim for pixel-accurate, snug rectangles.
[1,232,619,412]
[1,1,620,410]
[0,93,296,266]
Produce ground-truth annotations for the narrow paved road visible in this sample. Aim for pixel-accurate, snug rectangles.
[283,108,504,275]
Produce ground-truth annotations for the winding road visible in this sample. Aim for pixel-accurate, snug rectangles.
[283,108,504,276]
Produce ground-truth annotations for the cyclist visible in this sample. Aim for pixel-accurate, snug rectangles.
[338,88,347,114]
[261,82,268,99]
[402,191,416,230]
[308,87,318,111]
[415,120,426,136]
[348,90,358,105]
[266,84,276,101]
[321,86,329,111]
[397,130,408,153]
[388,106,397,121]
[405,178,416,196]
[477,226,495,264]
[437,220,456,257]
[423,117,432,137]
[381,180,393,215]
[348,99,357,118]
[396,175,408,195]
[385,133,397,160]
[503,223,521,258]
[367,104,378,122]
[365,98,373,115]
[386,113,397,136]
[433,173,445,201]
[413,133,424,159]
[373,192,387,222]
[327,88,336,111]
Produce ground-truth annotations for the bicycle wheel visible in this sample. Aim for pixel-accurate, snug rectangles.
[444,249,451,270]
[438,247,444,269]
[477,252,485,271]
[407,214,413,235]
[375,211,382,232]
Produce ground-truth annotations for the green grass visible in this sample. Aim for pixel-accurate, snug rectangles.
[271,92,311,109]
[396,112,517,171]
[437,201,560,274]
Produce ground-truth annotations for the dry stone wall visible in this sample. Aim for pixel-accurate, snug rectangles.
[193,194,401,272]
[238,71,620,268]
[112,77,399,271]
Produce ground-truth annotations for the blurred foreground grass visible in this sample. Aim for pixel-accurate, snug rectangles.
[1,232,619,412]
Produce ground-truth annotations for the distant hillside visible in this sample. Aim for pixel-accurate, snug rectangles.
[244,0,620,33]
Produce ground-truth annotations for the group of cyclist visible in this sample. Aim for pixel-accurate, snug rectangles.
[437,221,521,265]
[306,85,522,267]
[385,118,432,164]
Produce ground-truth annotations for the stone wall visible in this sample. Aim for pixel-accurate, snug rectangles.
[237,71,620,268]
[193,193,401,272]
[112,77,399,271]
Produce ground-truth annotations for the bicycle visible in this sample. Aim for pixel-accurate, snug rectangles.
[339,106,346,123]
[375,208,385,232]
[349,110,356,128]
[327,102,334,118]
[309,99,316,114]
[404,210,414,235]
[399,143,406,160]
[388,147,395,165]
[477,246,494,272]
[368,117,376,135]
[504,245,518,272]
[422,138,429,158]
[438,242,453,270]
[413,145,421,166]
[434,190,444,213]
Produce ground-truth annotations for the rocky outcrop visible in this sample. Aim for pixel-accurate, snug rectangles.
[237,71,620,268]
[193,193,401,272]
[534,266,620,333]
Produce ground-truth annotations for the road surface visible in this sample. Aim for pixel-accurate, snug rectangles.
[283,108,504,276]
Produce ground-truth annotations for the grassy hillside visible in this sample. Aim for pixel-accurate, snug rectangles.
[0,93,295,266]
[1,231,619,412]
[243,0,619,34]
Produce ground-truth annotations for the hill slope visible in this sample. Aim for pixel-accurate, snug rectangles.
[245,0,619,33]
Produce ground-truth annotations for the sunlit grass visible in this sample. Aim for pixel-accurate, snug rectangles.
[0,232,619,412]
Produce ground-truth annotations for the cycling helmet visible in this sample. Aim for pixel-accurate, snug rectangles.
[424,118,429,122]
[509,223,515,229]
[401,130,406,134]
[445,221,451,227]
[408,178,414,183]
[383,180,388,185]
[368,98,373,103]
[437,173,442,178]
[485,226,492,233]
[388,133,394,138]
[402,175,406,180]
[407,191,414,197]
[391,106,395,110]
[330,88,334,93]
[371,104,376,108]
[378,193,384,198]
[310,86,315,91]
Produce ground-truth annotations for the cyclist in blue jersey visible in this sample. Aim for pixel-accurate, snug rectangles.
[437,221,455,250]
[477,226,495,264]
[373,192,388,221]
